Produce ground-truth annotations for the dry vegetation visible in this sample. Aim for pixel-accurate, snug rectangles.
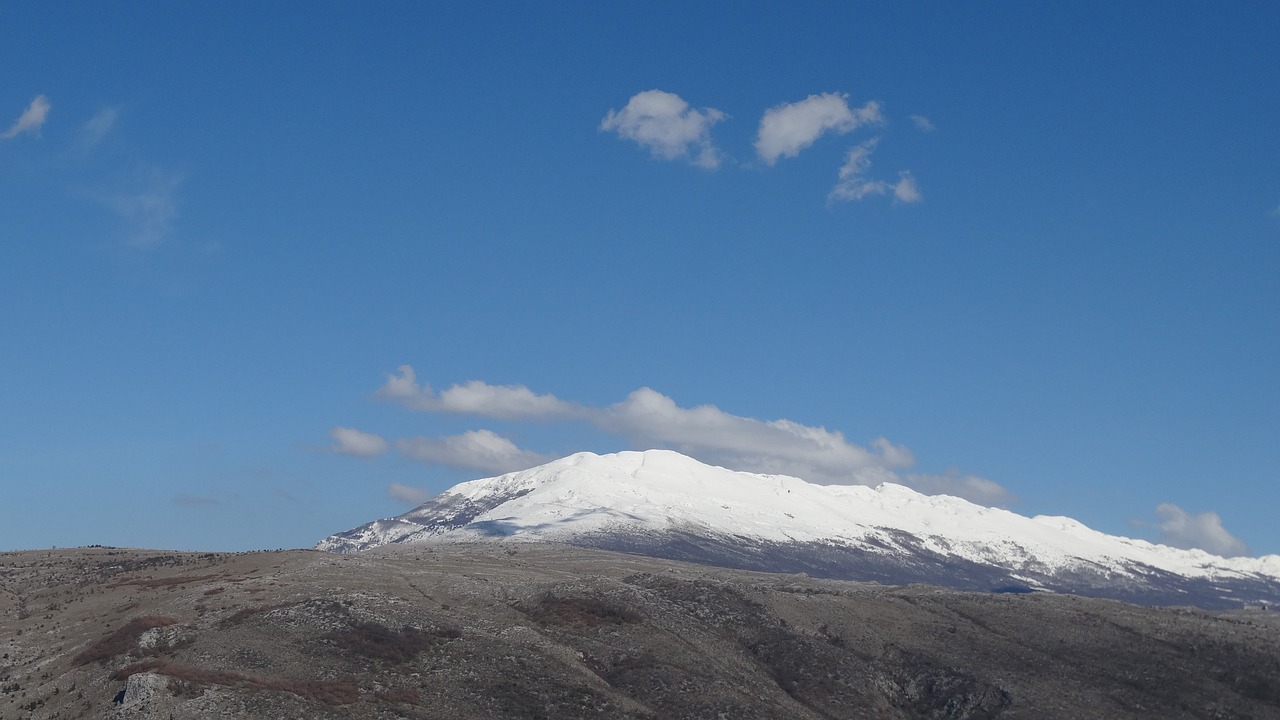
[72,616,177,665]
[326,621,460,664]
[518,591,644,627]
[111,660,361,706]
[1,543,1279,719]
[216,601,300,629]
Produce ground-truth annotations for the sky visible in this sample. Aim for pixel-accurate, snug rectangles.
[2,3,1277,557]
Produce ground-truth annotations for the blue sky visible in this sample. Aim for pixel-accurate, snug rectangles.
[2,3,1277,556]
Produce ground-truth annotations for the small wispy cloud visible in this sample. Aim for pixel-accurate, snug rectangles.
[905,471,1013,507]
[1154,503,1250,557]
[828,139,922,205]
[892,171,922,203]
[755,93,882,165]
[387,483,432,505]
[79,106,120,149]
[396,429,552,473]
[601,90,726,170]
[97,165,184,248]
[368,366,1011,505]
[378,365,578,420]
[909,115,936,133]
[829,139,886,202]
[328,426,389,458]
[2,95,51,140]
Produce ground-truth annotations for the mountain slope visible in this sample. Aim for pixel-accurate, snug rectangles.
[7,545,1280,719]
[319,450,1280,609]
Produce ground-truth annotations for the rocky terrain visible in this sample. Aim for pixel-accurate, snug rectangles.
[2,543,1279,720]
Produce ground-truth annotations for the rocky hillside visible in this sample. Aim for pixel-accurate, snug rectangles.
[2,544,1279,720]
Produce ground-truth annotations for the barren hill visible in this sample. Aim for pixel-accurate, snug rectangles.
[2,544,1278,719]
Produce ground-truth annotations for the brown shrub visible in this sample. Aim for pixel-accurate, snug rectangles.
[217,601,300,629]
[110,659,165,681]
[376,686,421,705]
[276,678,359,705]
[73,616,178,665]
[109,574,222,589]
[520,593,642,627]
[112,660,359,706]
[326,622,459,664]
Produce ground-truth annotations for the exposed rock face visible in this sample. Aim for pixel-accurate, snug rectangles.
[108,672,169,720]
[2,544,1279,719]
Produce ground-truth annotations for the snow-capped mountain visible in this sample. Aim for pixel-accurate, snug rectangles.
[318,450,1280,609]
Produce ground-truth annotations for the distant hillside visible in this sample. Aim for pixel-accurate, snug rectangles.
[320,450,1280,610]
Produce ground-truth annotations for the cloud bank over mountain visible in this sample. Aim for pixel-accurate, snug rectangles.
[1155,503,1250,558]
[330,367,1260,558]
[331,365,1015,507]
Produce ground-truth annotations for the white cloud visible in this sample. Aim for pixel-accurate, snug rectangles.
[437,380,579,419]
[328,426,389,458]
[872,437,916,468]
[1155,503,1250,557]
[378,364,430,406]
[829,139,888,202]
[365,367,1011,504]
[909,115,936,132]
[387,483,432,505]
[892,171,922,204]
[905,472,1015,507]
[755,93,882,165]
[1,95,51,139]
[396,429,550,473]
[601,90,726,169]
[827,140,922,205]
[596,387,903,486]
[600,90,925,204]
[377,365,577,420]
[80,106,119,148]
[592,389,1012,503]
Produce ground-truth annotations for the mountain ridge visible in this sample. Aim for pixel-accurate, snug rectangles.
[319,450,1280,609]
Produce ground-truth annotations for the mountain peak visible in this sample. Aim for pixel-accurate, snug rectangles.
[319,450,1280,609]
